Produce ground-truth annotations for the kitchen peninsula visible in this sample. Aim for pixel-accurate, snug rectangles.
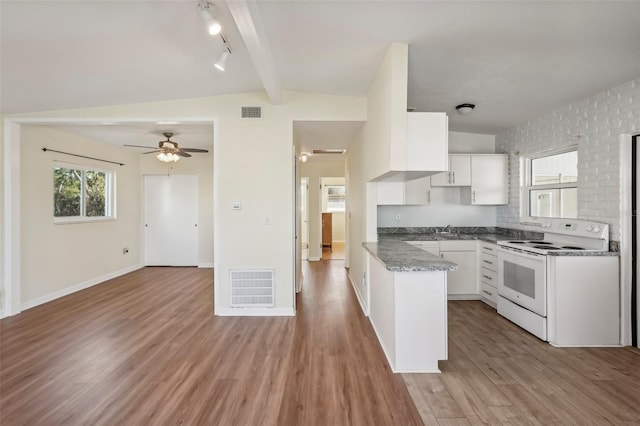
[362,239,456,373]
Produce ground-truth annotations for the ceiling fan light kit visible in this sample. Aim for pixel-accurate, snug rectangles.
[124,132,209,163]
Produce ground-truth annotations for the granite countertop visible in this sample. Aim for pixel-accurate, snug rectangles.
[365,227,619,271]
[362,240,457,272]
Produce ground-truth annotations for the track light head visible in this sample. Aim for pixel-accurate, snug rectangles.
[214,51,229,71]
[199,2,222,36]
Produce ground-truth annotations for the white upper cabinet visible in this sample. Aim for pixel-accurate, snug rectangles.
[430,154,471,186]
[465,154,508,205]
[406,112,448,172]
[373,112,448,182]
[377,176,431,205]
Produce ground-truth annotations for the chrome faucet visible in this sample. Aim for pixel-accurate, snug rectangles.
[442,224,451,233]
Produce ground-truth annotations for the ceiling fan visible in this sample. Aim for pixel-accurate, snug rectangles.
[124,133,209,162]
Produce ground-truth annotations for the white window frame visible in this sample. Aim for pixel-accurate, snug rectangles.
[521,147,577,221]
[53,161,117,224]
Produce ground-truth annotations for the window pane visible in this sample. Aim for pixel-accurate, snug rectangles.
[85,170,107,217]
[531,151,577,185]
[529,188,577,218]
[53,167,82,217]
[326,185,345,212]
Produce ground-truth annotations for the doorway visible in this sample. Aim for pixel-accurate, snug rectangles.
[321,177,346,260]
[301,177,309,261]
[634,134,639,347]
[144,174,199,266]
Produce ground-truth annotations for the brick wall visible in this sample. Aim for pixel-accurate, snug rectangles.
[496,77,640,242]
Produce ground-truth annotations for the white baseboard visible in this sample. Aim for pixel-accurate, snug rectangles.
[447,294,481,301]
[308,257,321,262]
[198,263,214,268]
[348,271,368,316]
[215,307,295,317]
[21,264,142,311]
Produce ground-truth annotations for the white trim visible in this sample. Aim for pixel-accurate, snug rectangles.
[3,116,217,319]
[20,264,142,312]
[215,307,295,317]
[198,263,214,268]
[447,295,481,301]
[348,270,368,316]
[307,256,321,261]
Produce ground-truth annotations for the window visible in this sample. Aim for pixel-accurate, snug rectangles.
[524,149,577,219]
[53,163,115,222]
[326,185,346,212]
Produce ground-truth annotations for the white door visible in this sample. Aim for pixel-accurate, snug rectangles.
[144,175,198,266]
[301,177,309,260]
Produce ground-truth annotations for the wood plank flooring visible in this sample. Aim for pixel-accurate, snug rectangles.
[2,263,639,425]
[0,264,421,425]
[403,300,640,425]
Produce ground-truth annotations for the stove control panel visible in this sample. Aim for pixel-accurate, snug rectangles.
[527,218,609,241]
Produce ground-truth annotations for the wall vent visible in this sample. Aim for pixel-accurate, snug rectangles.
[230,269,275,307]
[241,106,262,119]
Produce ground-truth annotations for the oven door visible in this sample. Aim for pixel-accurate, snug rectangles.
[498,247,547,316]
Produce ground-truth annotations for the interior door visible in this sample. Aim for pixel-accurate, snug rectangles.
[144,175,198,266]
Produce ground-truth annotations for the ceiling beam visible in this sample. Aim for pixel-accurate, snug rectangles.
[226,0,283,105]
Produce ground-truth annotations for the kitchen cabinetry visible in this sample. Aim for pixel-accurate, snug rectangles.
[479,242,498,307]
[439,240,478,298]
[373,112,448,182]
[377,177,431,205]
[464,155,508,205]
[430,154,471,186]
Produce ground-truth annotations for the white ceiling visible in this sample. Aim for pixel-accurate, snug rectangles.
[2,1,639,147]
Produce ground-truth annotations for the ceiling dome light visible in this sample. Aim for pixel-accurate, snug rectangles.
[455,103,475,115]
[214,51,229,71]
[300,153,309,163]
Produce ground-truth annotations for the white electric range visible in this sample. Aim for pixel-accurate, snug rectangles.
[496,218,620,346]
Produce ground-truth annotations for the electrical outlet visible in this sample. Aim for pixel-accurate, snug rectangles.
[122,247,129,255]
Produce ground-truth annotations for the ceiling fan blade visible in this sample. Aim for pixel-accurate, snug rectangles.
[181,148,209,153]
[124,144,157,149]
[176,149,192,157]
[142,150,161,154]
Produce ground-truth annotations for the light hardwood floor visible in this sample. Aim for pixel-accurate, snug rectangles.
[404,301,640,425]
[0,264,421,425]
[1,264,639,425]
[322,241,345,260]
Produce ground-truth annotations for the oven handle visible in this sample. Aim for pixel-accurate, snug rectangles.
[497,246,546,260]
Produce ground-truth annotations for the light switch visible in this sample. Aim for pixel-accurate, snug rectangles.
[232,201,241,210]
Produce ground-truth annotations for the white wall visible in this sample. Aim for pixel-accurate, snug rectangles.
[300,160,345,260]
[20,125,141,307]
[0,117,4,315]
[7,91,366,316]
[348,43,409,312]
[140,151,214,267]
[378,131,497,228]
[496,77,640,242]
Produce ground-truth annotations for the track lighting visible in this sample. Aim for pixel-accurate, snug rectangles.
[214,50,229,71]
[300,153,310,163]
[455,103,475,115]
[199,1,222,36]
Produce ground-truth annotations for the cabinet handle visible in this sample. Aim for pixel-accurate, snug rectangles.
[427,190,431,203]
[484,247,494,252]
[452,171,455,184]
[482,289,493,296]
[472,190,476,203]
[483,260,493,265]
[482,275,493,281]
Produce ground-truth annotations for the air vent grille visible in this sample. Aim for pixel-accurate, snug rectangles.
[241,106,262,119]
[230,269,275,307]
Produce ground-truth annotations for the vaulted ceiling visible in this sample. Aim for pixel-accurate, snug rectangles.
[2,1,639,138]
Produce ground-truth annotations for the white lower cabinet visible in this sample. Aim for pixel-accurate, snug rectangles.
[479,242,498,307]
[438,240,478,299]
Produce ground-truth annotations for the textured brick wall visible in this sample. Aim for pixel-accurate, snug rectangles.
[496,77,640,242]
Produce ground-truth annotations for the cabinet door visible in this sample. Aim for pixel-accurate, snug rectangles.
[403,176,431,205]
[449,155,471,186]
[377,182,404,205]
[470,155,508,205]
[441,250,478,295]
[407,112,448,172]
[430,171,450,186]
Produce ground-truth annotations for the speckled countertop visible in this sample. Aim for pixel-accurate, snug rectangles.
[362,240,457,272]
[364,227,619,272]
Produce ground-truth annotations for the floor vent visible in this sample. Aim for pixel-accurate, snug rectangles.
[230,269,275,307]
[241,106,262,119]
